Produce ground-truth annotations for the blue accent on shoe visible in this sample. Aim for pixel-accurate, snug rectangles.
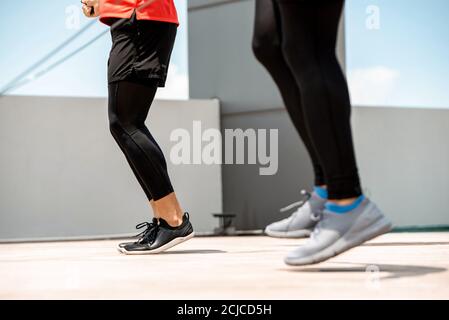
[325,195,365,214]
[313,186,328,199]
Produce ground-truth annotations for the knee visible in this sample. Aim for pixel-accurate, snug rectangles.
[281,40,305,68]
[281,40,320,80]
[109,116,140,141]
[109,116,124,139]
[252,35,282,66]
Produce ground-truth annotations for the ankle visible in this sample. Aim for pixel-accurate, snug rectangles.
[160,211,184,227]
[165,216,183,228]
[327,197,359,206]
[313,186,329,199]
[325,195,365,214]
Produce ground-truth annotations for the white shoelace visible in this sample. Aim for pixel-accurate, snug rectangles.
[279,190,311,213]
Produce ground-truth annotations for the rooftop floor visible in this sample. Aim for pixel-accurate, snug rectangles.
[1,232,448,299]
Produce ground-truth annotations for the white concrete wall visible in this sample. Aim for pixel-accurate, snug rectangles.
[0,96,222,241]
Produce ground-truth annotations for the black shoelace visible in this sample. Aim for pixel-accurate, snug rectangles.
[135,220,159,244]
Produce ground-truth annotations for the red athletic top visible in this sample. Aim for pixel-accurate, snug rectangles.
[99,0,179,26]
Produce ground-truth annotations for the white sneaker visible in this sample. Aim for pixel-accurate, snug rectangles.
[285,196,393,266]
[265,190,326,238]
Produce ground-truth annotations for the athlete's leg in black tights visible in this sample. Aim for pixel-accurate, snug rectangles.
[252,0,325,187]
[253,0,362,199]
[108,80,174,201]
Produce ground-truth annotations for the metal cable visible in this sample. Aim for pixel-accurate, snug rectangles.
[0,20,97,96]
[1,29,109,95]
[0,0,158,96]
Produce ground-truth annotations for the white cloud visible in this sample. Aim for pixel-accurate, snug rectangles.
[155,64,189,100]
[348,66,400,106]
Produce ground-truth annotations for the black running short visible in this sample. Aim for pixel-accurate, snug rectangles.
[107,11,177,87]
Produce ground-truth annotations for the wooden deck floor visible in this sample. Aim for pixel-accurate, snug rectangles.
[1,232,448,299]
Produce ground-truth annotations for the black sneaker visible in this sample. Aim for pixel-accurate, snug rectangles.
[117,218,159,252]
[120,213,194,255]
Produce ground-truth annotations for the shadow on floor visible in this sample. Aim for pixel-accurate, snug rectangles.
[280,241,449,248]
[285,262,446,280]
[160,249,226,255]
[363,241,449,246]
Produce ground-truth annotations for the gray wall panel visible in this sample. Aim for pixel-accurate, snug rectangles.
[0,96,222,240]
[221,111,314,229]
[189,0,284,113]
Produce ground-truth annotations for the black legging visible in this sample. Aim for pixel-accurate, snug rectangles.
[252,0,362,199]
[108,80,174,201]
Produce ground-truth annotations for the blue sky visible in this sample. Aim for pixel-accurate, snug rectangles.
[1,0,448,108]
[0,0,188,99]
[346,0,449,108]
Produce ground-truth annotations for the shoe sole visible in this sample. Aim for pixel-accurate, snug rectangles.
[116,242,134,252]
[285,206,393,266]
[118,232,195,255]
[265,228,312,239]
